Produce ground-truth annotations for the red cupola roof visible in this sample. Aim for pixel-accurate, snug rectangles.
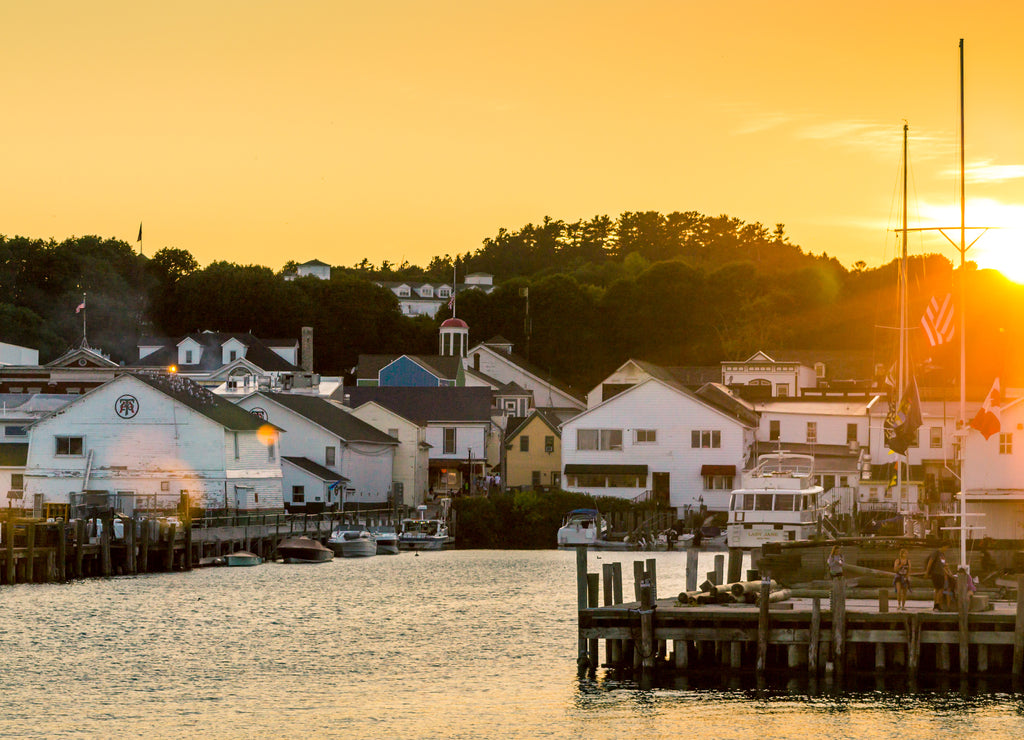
[440,318,468,329]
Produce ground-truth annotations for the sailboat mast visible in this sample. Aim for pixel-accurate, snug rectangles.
[898,123,908,505]
[959,38,968,571]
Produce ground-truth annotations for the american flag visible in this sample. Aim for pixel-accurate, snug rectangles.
[920,294,954,346]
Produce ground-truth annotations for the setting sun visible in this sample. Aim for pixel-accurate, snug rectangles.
[916,198,1024,283]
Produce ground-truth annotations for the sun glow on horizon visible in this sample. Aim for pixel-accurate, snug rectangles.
[915,198,1024,284]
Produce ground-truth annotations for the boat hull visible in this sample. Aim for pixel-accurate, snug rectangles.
[375,536,399,555]
[278,537,333,563]
[225,551,262,567]
[339,539,377,558]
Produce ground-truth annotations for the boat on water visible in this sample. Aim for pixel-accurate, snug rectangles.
[277,536,334,563]
[225,550,262,567]
[327,529,377,558]
[556,508,668,550]
[371,526,399,555]
[398,517,451,550]
[726,452,829,549]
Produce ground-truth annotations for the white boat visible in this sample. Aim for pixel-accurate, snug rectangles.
[556,509,640,550]
[726,452,828,549]
[556,509,606,548]
[371,527,399,555]
[398,518,451,551]
[328,529,377,558]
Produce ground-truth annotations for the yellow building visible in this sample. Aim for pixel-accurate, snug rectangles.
[504,410,568,490]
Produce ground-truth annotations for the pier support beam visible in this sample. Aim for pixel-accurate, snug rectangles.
[958,570,971,673]
[756,577,770,672]
[727,548,743,585]
[831,576,846,676]
[575,546,588,673]
[808,597,820,674]
[685,550,698,592]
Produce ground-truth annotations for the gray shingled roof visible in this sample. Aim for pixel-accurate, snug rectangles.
[340,386,493,425]
[282,456,349,481]
[130,333,299,373]
[133,373,268,431]
[262,392,397,444]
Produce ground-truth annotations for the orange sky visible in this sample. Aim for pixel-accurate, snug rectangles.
[4,2,1024,279]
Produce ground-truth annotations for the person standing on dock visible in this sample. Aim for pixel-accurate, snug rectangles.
[925,544,949,611]
[892,548,911,611]
[827,545,844,578]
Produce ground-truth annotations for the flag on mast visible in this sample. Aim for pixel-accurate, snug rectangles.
[137,223,143,242]
[884,370,923,455]
[969,378,1002,440]
[75,300,85,314]
[921,294,954,346]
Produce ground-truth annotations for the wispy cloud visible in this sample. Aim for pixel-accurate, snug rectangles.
[963,161,1024,183]
[732,112,795,135]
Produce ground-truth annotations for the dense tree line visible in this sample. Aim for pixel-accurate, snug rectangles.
[2,210,1021,392]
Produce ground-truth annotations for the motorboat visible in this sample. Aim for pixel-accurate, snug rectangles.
[225,550,262,567]
[726,452,829,549]
[277,536,333,563]
[398,518,451,551]
[328,529,377,558]
[371,526,400,555]
[556,509,606,548]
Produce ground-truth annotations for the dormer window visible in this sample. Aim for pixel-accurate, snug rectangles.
[185,350,194,364]
[439,287,451,298]
[814,362,826,379]
[397,287,410,297]
[420,285,433,297]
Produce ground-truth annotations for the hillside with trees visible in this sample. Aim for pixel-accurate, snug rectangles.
[2,210,1022,393]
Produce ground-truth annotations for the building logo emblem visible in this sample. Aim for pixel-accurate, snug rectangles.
[250,407,268,420]
[115,394,140,419]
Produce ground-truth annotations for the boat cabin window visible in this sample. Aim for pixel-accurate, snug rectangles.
[774,493,795,511]
[803,494,816,510]
[755,494,773,511]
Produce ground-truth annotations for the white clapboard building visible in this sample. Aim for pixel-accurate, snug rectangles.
[561,377,757,516]
[24,373,284,514]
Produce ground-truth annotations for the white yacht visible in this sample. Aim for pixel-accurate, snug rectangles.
[726,452,828,549]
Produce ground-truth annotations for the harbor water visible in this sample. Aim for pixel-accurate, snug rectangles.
[3,549,1024,738]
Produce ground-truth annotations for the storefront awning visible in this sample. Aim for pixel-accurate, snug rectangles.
[564,464,648,475]
[700,464,736,476]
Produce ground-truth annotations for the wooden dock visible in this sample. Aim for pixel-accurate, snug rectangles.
[575,547,1024,678]
[0,504,398,585]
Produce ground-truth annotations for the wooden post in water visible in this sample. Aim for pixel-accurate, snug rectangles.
[5,518,15,585]
[164,523,176,571]
[25,521,36,583]
[808,597,820,674]
[575,546,588,672]
[756,577,770,672]
[685,550,698,592]
[56,522,67,581]
[125,518,136,574]
[183,523,193,571]
[639,576,655,670]
[727,548,742,585]
[587,572,599,671]
[632,560,644,601]
[75,518,86,578]
[958,569,971,673]
[714,554,724,586]
[139,519,150,573]
[602,563,620,667]
[908,612,921,675]
[831,575,846,676]
[878,588,889,613]
[646,558,657,602]
[1014,575,1024,674]
[100,513,112,577]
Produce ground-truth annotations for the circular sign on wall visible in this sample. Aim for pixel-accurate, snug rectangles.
[114,394,140,419]
[250,407,268,420]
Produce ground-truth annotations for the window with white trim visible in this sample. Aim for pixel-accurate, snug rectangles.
[690,430,721,449]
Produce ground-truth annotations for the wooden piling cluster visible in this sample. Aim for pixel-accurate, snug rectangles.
[0,509,393,586]
[576,549,1024,678]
